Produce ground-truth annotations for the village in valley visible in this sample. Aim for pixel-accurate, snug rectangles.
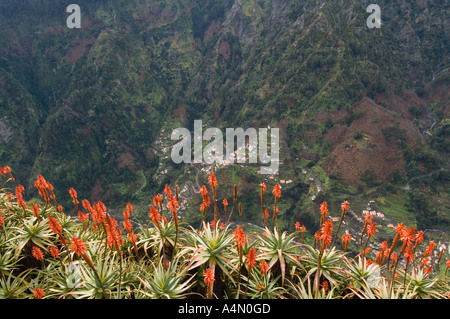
[146,124,449,258]
[151,124,389,222]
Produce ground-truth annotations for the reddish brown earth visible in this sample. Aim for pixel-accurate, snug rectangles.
[320,94,429,187]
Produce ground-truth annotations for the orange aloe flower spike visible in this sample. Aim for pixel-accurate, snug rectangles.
[32,246,44,261]
[247,247,257,272]
[70,237,87,256]
[204,268,215,287]
[33,287,45,299]
[272,183,281,199]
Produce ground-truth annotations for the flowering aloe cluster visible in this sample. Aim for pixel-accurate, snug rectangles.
[0,166,449,299]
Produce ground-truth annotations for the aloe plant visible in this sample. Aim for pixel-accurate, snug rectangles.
[243,269,285,299]
[288,275,338,299]
[401,268,447,299]
[346,257,382,290]
[0,166,449,300]
[11,216,54,257]
[76,252,120,299]
[258,227,304,286]
[185,222,237,281]
[135,258,195,299]
[301,244,347,290]
[0,249,21,276]
[0,271,32,299]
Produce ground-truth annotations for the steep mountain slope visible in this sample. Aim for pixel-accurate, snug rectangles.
[0,0,448,232]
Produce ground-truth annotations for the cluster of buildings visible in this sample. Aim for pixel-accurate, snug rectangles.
[362,210,385,219]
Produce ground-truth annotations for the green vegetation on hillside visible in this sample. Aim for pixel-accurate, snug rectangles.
[0,0,448,234]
